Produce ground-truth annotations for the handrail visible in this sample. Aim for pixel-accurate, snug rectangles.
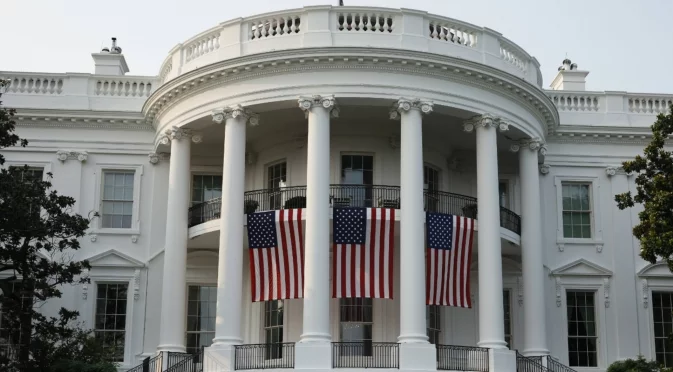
[516,351,547,372]
[436,344,489,372]
[187,185,522,235]
[234,343,295,370]
[546,355,578,372]
[125,353,163,372]
[331,342,399,368]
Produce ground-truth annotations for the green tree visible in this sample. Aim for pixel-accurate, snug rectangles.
[0,80,115,371]
[607,355,670,372]
[616,105,673,269]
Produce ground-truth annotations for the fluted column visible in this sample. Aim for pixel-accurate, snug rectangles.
[511,139,549,356]
[298,95,338,343]
[158,126,202,353]
[390,98,434,344]
[463,114,508,349]
[211,105,258,346]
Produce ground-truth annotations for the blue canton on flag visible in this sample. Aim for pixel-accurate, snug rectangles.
[333,207,366,245]
[247,211,278,248]
[426,212,453,250]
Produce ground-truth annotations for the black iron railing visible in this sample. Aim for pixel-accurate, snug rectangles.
[516,351,546,372]
[234,343,295,370]
[125,353,163,372]
[546,355,578,372]
[187,184,522,234]
[165,348,203,372]
[331,342,399,368]
[436,345,489,372]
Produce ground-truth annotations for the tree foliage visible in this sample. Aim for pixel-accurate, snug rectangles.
[0,80,115,371]
[616,105,673,269]
[607,355,671,372]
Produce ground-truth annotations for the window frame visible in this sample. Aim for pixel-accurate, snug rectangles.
[266,160,288,189]
[423,163,441,192]
[426,305,441,345]
[2,161,51,181]
[93,164,143,235]
[262,300,285,360]
[93,282,130,363]
[185,284,217,355]
[639,268,673,365]
[565,289,599,368]
[554,176,603,250]
[191,174,224,206]
[553,275,608,370]
[338,298,374,356]
[339,153,375,186]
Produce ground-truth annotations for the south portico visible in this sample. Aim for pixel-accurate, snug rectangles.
[149,93,550,372]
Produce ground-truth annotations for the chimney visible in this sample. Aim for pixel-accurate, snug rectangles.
[550,58,589,91]
[91,37,129,76]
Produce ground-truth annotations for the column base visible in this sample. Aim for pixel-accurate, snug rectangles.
[156,344,186,353]
[399,343,437,371]
[203,344,236,372]
[295,341,332,370]
[489,349,516,372]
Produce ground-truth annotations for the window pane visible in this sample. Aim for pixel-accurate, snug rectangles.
[186,285,217,355]
[566,290,597,367]
[94,283,128,363]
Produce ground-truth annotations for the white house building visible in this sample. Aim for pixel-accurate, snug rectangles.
[2,5,673,372]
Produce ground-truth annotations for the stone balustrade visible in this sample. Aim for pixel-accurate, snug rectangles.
[0,72,158,112]
[158,5,542,86]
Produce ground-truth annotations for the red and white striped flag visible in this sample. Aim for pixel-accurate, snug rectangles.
[247,209,304,302]
[426,213,475,307]
[332,208,395,299]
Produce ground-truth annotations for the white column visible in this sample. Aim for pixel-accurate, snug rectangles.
[463,114,508,349]
[298,95,337,343]
[157,126,202,353]
[512,139,549,356]
[211,105,258,346]
[391,98,434,344]
[391,99,437,371]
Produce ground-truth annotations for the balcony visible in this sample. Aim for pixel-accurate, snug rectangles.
[436,345,489,372]
[234,343,295,370]
[187,184,521,235]
[331,342,399,369]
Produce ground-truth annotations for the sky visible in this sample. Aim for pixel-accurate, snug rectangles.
[2,0,672,93]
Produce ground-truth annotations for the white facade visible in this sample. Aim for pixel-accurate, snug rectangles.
[1,5,673,372]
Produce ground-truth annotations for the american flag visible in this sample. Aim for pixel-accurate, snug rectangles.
[247,209,304,302]
[332,208,395,299]
[426,213,475,307]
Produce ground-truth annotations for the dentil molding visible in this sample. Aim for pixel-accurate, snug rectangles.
[211,104,260,126]
[56,150,88,162]
[462,113,510,133]
[298,95,340,118]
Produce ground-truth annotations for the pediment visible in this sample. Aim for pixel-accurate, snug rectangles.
[85,249,144,268]
[638,262,673,278]
[551,258,612,277]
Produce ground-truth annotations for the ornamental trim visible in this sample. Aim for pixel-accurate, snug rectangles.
[462,114,509,133]
[211,105,259,126]
[56,150,88,162]
[297,95,339,118]
[389,98,434,119]
[159,126,203,145]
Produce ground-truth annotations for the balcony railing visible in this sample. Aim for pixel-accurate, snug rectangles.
[165,349,203,372]
[187,184,521,234]
[436,345,489,372]
[331,342,399,368]
[546,355,578,372]
[234,343,295,370]
[124,353,163,372]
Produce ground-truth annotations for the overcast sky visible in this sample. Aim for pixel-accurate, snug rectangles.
[2,0,672,93]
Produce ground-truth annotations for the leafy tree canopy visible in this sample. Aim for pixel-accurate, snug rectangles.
[0,80,114,371]
[616,105,673,270]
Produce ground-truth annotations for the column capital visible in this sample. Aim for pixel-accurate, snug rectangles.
[298,95,339,118]
[56,150,88,163]
[159,126,203,145]
[389,98,433,119]
[148,152,169,165]
[606,165,632,177]
[212,105,260,126]
[539,164,550,175]
[509,138,547,156]
[463,114,509,133]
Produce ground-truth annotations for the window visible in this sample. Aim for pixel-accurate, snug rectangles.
[339,298,373,356]
[267,162,287,210]
[186,285,216,355]
[424,165,440,192]
[0,282,32,361]
[101,171,135,229]
[503,290,512,348]
[426,305,441,345]
[95,283,128,363]
[499,181,509,208]
[192,175,223,205]
[562,183,592,239]
[10,166,43,182]
[653,292,673,367]
[340,155,374,208]
[264,300,284,359]
[566,290,597,367]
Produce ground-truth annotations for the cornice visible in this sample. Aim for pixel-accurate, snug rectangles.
[13,110,152,131]
[144,47,557,136]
